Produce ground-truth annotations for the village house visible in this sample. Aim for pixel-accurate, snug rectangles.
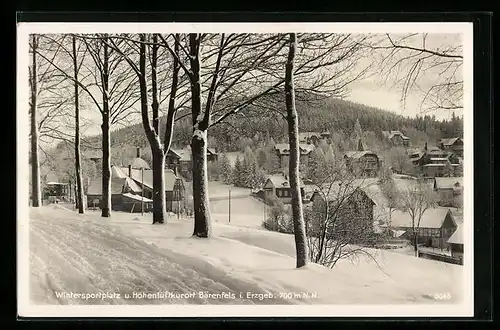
[298,130,331,145]
[263,174,306,204]
[382,130,410,147]
[386,207,458,250]
[411,143,461,177]
[42,172,69,203]
[309,181,377,238]
[274,143,315,169]
[343,140,380,178]
[165,147,218,179]
[121,165,186,213]
[86,165,148,211]
[439,137,464,158]
[433,177,463,207]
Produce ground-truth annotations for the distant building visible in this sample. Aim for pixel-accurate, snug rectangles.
[433,177,463,207]
[86,166,145,211]
[309,182,376,238]
[387,208,458,250]
[165,147,218,179]
[263,174,306,204]
[412,143,461,177]
[298,131,331,145]
[121,165,186,213]
[382,130,410,147]
[274,143,315,169]
[343,139,380,178]
[439,137,464,158]
[43,171,69,203]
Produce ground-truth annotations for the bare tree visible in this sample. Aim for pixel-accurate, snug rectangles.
[36,33,139,217]
[72,35,85,213]
[284,33,308,268]
[399,180,438,256]
[305,160,382,268]
[378,174,400,231]
[385,146,414,175]
[372,33,463,112]
[29,34,42,207]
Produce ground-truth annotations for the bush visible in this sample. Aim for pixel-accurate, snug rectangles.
[262,198,293,234]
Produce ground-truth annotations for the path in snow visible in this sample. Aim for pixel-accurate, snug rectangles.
[29,206,289,305]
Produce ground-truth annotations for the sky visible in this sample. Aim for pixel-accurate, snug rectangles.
[37,32,465,139]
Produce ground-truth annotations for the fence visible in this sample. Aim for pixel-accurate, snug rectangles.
[418,250,463,265]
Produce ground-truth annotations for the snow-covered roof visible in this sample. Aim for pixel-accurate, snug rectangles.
[441,137,462,146]
[390,207,453,229]
[87,177,129,195]
[447,224,463,244]
[265,174,305,189]
[434,177,463,190]
[122,192,153,203]
[120,167,180,191]
[344,150,378,159]
[382,130,409,140]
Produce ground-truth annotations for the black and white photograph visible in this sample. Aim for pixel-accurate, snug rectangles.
[17,22,474,317]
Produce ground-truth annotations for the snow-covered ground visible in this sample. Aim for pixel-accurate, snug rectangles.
[29,205,464,306]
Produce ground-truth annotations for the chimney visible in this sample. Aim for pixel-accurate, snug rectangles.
[128,165,132,177]
[136,147,141,158]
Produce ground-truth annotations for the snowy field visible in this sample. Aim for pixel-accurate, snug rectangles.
[28,205,464,306]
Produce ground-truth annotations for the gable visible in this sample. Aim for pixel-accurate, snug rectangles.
[264,179,275,189]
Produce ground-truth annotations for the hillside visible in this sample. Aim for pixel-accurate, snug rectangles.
[79,97,463,154]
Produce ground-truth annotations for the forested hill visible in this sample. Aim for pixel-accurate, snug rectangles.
[81,97,463,153]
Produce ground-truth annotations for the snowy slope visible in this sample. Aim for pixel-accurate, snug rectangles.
[29,205,465,306]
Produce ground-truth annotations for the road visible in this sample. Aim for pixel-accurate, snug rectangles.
[28,206,264,305]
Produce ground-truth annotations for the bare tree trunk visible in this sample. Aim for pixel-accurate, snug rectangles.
[146,34,168,225]
[30,34,42,207]
[191,133,211,237]
[72,35,85,214]
[101,35,111,217]
[414,233,419,257]
[152,149,167,223]
[285,32,308,268]
[190,33,212,238]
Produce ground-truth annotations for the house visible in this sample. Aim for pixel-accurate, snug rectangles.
[447,223,464,260]
[86,166,144,210]
[274,143,315,169]
[382,130,410,147]
[439,137,463,158]
[309,182,376,239]
[413,143,461,177]
[298,131,331,145]
[42,172,69,202]
[121,193,153,213]
[343,140,380,178]
[263,174,306,204]
[121,165,186,213]
[433,177,463,207]
[166,147,218,179]
[387,208,458,250]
